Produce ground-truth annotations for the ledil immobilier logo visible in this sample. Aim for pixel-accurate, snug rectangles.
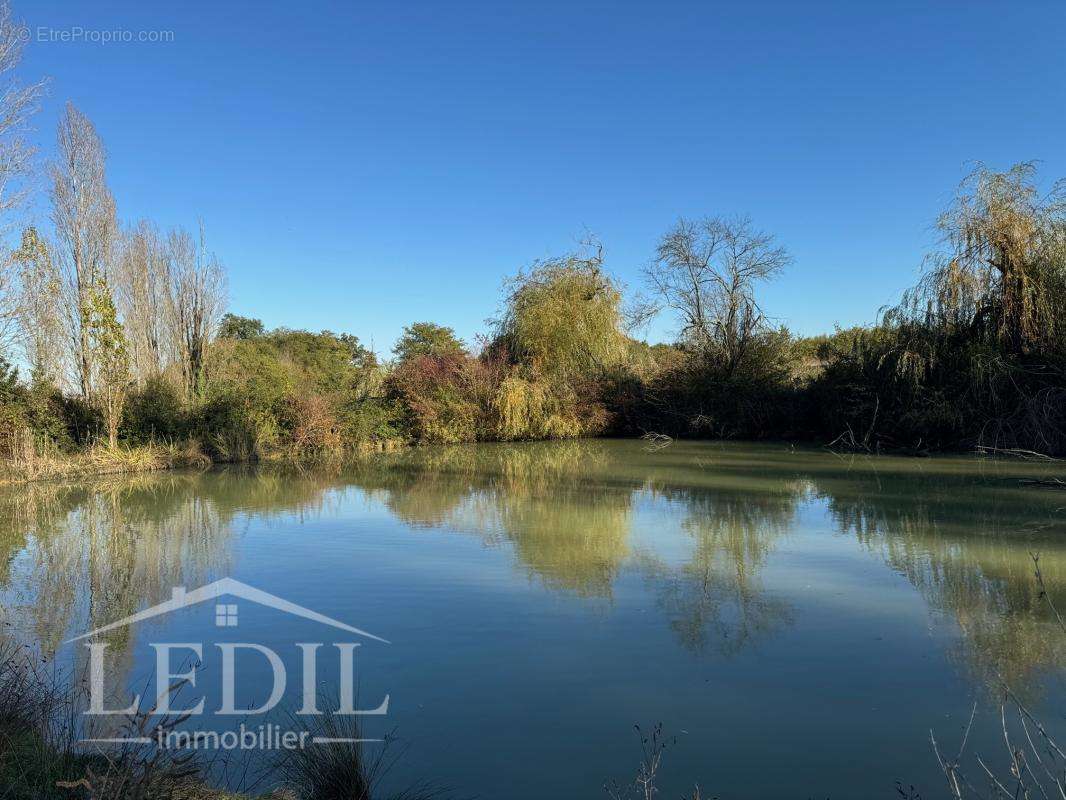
[68,578,390,751]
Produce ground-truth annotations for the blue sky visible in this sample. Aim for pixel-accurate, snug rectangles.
[16,0,1066,355]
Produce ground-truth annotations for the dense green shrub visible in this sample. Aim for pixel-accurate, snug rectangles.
[0,362,78,458]
[193,389,279,461]
[25,381,75,452]
[191,327,402,457]
[337,396,405,442]
[809,321,1066,453]
[122,376,186,443]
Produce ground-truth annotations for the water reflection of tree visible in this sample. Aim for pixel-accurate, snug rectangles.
[816,466,1066,697]
[360,441,798,640]
[2,441,1064,700]
[498,484,632,597]
[411,441,1066,685]
[348,445,490,530]
[0,468,352,742]
[0,465,383,659]
[355,442,638,596]
[0,475,234,656]
[630,445,1066,694]
[637,483,798,655]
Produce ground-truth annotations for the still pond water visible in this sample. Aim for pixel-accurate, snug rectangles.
[3,440,1066,798]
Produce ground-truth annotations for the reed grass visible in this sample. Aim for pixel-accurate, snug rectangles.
[0,439,212,486]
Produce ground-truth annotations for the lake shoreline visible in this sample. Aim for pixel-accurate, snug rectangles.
[0,437,412,487]
[3,433,1061,489]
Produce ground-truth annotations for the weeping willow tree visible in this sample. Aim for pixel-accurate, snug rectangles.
[493,241,627,440]
[892,162,1066,354]
[816,163,1066,454]
[498,240,627,380]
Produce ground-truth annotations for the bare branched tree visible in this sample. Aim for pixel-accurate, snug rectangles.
[49,103,118,397]
[0,3,44,218]
[116,220,171,382]
[12,226,63,383]
[0,2,46,345]
[164,222,226,399]
[645,215,790,376]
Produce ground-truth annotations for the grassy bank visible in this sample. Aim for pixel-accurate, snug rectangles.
[0,441,212,487]
[0,437,411,487]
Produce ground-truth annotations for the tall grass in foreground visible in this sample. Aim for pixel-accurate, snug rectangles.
[0,652,447,800]
[0,646,236,799]
[275,711,446,800]
[0,645,87,799]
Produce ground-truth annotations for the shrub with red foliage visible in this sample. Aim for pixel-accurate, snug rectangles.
[282,393,344,456]
[388,352,503,443]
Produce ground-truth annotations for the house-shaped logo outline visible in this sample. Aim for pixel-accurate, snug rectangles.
[66,577,389,644]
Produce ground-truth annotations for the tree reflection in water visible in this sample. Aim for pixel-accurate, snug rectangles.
[0,440,1064,700]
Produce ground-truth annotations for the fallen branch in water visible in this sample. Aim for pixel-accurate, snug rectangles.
[641,432,673,452]
[977,445,1061,461]
[826,426,867,453]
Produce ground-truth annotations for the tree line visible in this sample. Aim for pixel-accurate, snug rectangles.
[0,1,1063,472]
[6,103,226,455]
